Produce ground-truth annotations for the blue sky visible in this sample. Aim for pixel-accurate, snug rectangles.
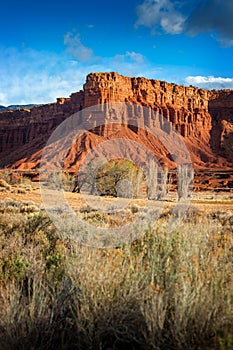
[0,0,233,105]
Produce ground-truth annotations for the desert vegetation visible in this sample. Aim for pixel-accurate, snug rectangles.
[73,159,172,201]
[0,192,233,349]
[74,159,145,198]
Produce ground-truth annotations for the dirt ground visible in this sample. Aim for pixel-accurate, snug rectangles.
[0,185,232,213]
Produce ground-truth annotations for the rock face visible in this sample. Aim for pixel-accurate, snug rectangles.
[208,90,233,163]
[84,72,212,140]
[0,72,232,175]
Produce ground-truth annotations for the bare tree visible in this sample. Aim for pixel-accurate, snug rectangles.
[135,168,144,198]
[177,163,194,200]
[73,158,106,194]
[147,159,158,200]
[159,167,168,200]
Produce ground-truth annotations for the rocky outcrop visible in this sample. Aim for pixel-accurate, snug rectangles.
[84,72,212,138]
[0,72,232,173]
[0,92,84,168]
[208,90,233,163]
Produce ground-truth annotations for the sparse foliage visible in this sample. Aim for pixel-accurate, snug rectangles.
[147,159,158,200]
[0,201,233,349]
[78,159,146,198]
[178,163,194,200]
[0,199,233,350]
[147,160,168,200]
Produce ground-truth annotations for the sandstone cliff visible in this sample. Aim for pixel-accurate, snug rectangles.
[0,72,232,174]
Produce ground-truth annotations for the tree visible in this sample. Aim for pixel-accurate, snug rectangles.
[73,158,106,195]
[147,160,168,200]
[95,159,144,198]
[177,163,194,200]
[147,159,158,200]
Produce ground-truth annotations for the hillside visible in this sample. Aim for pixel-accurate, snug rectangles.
[0,104,41,111]
[0,72,232,183]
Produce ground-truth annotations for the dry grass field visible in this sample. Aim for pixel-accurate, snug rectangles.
[0,177,232,349]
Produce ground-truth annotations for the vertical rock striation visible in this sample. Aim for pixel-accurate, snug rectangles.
[0,72,232,170]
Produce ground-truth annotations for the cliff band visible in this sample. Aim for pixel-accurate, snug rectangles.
[0,72,232,176]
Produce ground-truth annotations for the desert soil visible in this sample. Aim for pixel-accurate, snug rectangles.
[0,186,232,212]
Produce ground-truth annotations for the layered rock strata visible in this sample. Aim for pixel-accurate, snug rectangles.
[0,72,232,175]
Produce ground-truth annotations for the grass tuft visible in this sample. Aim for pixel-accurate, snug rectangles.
[0,202,232,349]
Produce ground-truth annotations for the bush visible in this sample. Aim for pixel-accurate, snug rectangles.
[0,205,232,349]
[0,178,11,190]
[95,159,145,198]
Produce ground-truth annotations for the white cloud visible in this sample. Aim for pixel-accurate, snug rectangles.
[0,45,148,106]
[217,37,233,48]
[136,0,185,34]
[114,51,144,65]
[0,92,7,105]
[2,41,231,107]
[184,0,233,47]
[136,0,233,46]
[0,47,93,105]
[0,69,87,106]
[104,51,148,77]
[64,32,94,62]
[185,75,233,89]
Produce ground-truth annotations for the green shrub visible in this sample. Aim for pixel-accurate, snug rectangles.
[95,159,145,198]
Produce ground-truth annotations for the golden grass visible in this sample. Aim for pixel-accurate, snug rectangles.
[0,197,232,349]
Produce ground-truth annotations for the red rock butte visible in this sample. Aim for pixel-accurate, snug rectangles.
[0,72,232,189]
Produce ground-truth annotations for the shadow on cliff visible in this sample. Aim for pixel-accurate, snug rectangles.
[208,93,233,166]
